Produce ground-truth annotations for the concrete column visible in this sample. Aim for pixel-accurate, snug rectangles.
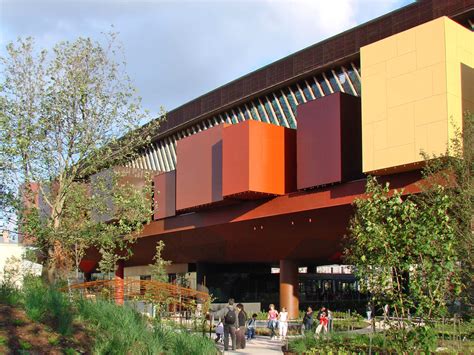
[279,259,299,319]
[114,260,124,305]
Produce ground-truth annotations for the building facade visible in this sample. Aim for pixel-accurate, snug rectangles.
[84,0,474,318]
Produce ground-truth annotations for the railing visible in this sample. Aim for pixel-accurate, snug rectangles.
[63,279,210,313]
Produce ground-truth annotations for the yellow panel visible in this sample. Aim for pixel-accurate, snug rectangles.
[361,16,474,174]
[387,104,414,147]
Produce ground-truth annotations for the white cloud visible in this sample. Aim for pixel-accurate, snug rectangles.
[1,0,413,113]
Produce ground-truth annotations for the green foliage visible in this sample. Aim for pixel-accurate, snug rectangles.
[77,298,165,354]
[420,112,474,313]
[0,35,163,281]
[346,176,460,322]
[150,240,171,283]
[22,277,73,335]
[386,326,437,353]
[288,332,389,354]
[19,340,32,350]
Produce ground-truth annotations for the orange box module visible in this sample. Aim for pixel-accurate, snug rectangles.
[223,120,296,199]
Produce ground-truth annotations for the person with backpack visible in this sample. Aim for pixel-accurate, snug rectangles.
[212,298,238,351]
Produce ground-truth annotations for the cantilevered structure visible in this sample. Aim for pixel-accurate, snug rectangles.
[83,0,474,318]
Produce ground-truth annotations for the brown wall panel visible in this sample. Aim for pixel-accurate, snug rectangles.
[297,92,361,190]
[176,124,226,211]
[223,120,296,199]
[153,170,176,220]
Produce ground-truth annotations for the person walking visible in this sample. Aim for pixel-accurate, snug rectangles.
[278,307,289,340]
[302,306,314,333]
[212,298,238,351]
[327,308,333,332]
[267,304,279,340]
[236,303,248,349]
[315,311,329,335]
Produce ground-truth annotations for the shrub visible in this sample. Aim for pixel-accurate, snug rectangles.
[77,299,165,354]
[22,277,73,335]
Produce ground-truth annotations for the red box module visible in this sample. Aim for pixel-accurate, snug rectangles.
[176,124,227,211]
[297,92,362,190]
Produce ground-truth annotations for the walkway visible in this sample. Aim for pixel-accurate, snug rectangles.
[215,336,284,354]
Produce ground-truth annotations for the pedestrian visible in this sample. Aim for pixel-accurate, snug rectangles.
[212,298,238,351]
[315,311,328,335]
[267,304,279,340]
[383,304,390,321]
[327,308,333,332]
[366,302,372,321]
[302,306,314,333]
[246,313,257,340]
[215,319,224,343]
[236,303,248,349]
[278,307,289,340]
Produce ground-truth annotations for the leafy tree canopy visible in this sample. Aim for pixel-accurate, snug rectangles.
[0,34,164,281]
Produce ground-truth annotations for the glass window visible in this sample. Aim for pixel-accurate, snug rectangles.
[291,85,304,104]
[284,88,298,112]
[301,82,313,101]
[278,95,295,128]
[264,99,277,125]
[256,101,269,122]
[317,76,332,95]
[346,67,361,95]
[328,72,341,93]
[270,95,285,126]
[337,69,355,95]
[310,79,323,98]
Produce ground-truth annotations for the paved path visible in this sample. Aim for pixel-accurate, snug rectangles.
[215,336,284,354]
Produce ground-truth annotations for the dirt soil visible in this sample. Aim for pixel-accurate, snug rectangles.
[0,303,92,354]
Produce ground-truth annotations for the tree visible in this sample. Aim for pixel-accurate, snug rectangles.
[0,35,163,282]
[149,240,171,283]
[420,113,473,313]
[344,113,473,352]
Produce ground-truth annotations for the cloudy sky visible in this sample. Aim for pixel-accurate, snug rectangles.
[1,0,413,116]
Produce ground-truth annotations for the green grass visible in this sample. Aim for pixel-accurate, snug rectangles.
[0,335,7,345]
[48,335,60,346]
[19,339,32,350]
[12,318,25,326]
[6,276,218,354]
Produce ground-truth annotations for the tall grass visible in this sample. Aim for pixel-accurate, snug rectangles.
[77,299,165,354]
[22,277,73,335]
[10,277,217,354]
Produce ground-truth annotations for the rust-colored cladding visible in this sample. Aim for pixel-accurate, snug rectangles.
[297,92,362,190]
[223,120,296,199]
[153,170,176,220]
[176,124,226,211]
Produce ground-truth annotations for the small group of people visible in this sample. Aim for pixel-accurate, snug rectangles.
[266,304,289,340]
[302,306,333,335]
[212,298,254,351]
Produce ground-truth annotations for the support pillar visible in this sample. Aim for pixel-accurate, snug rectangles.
[114,260,124,305]
[279,260,299,319]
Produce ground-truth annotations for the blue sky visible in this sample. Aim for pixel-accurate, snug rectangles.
[1,0,414,117]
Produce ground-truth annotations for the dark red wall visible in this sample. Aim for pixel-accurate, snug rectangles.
[297,92,361,190]
[176,124,226,211]
[153,170,176,220]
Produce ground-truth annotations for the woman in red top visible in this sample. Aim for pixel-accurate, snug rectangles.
[267,304,279,340]
[315,311,328,335]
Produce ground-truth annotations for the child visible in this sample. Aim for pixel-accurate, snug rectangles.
[315,311,328,335]
[246,313,257,340]
[215,320,224,343]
